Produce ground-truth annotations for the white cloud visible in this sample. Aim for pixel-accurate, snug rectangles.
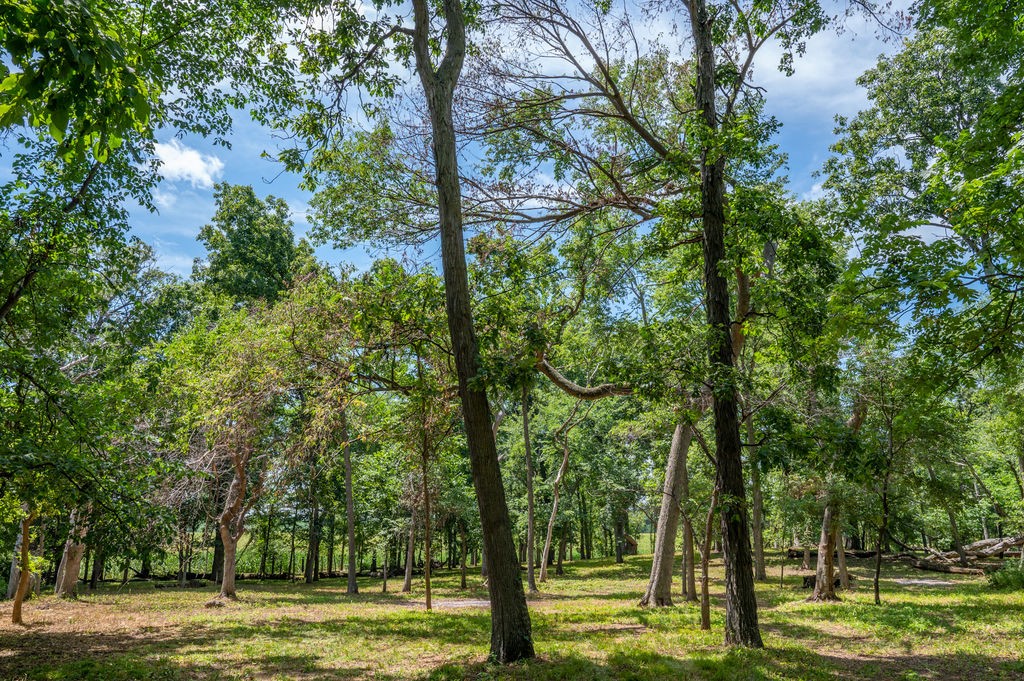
[152,188,177,210]
[802,182,825,201]
[154,140,225,188]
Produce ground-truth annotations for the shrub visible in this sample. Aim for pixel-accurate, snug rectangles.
[987,564,1024,590]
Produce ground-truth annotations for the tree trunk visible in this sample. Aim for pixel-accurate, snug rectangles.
[682,444,697,602]
[55,510,86,598]
[421,427,433,611]
[688,0,761,647]
[874,469,892,605]
[403,514,415,593]
[219,525,238,598]
[11,510,36,625]
[556,531,566,576]
[700,486,719,631]
[809,502,839,601]
[218,467,247,599]
[305,501,320,584]
[540,430,570,583]
[748,416,767,582]
[837,532,850,590]
[522,384,538,592]
[340,409,359,594]
[90,551,104,590]
[460,522,468,589]
[641,421,693,606]
[411,0,533,661]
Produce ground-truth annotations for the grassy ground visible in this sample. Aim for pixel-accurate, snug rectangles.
[2,553,1022,680]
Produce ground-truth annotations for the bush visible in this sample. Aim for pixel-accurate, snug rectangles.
[987,564,1024,590]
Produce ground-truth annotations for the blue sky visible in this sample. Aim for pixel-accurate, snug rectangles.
[126,10,900,276]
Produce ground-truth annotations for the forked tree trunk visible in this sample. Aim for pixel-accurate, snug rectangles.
[411,0,533,661]
[810,502,839,601]
[641,421,694,606]
[55,510,87,598]
[522,384,537,593]
[218,467,247,600]
[341,409,359,594]
[688,0,761,647]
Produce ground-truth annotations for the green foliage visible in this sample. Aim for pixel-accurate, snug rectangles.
[987,564,1024,590]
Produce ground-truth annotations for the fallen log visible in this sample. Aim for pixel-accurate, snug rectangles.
[910,559,985,575]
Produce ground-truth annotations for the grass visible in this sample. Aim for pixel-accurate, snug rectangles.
[2,552,1022,680]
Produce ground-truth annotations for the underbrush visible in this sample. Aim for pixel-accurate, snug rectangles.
[987,563,1024,590]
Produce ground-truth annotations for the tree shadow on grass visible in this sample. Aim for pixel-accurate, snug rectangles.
[421,647,1024,681]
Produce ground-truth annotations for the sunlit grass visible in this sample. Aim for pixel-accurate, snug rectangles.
[2,553,1022,680]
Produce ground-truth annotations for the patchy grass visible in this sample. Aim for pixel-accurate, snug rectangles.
[2,553,1022,680]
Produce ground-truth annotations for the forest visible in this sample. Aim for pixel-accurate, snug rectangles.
[1,0,1023,679]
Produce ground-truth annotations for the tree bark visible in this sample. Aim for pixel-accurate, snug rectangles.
[522,384,538,592]
[837,532,849,590]
[641,421,694,606]
[341,408,359,594]
[411,0,533,661]
[218,466,247,599]
[809,502,839,601]
[11,510,36,625]
[55,510,86,598]
[687,0,762,647]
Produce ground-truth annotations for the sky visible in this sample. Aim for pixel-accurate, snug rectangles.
[122,8,903,277]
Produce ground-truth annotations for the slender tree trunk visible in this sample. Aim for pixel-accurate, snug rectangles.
[460,522,468,589]
[683,445,697,602]
[688,0,761,647]
[341,409,359,594]
[700,487,720,631]
[641,421,693,606]
[556,531,567,576]
[411,0,533,661]
[11,510,36,625]
[541,432,571,582]
[403,514,416,593]
[522,384,538,592]
[874,470,892,606]
[421,428,433,611]
[748,416,767,582]
[305,501,320,584]
[810,502,839,601]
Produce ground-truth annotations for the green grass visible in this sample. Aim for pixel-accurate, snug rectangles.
[2,553,1022,680]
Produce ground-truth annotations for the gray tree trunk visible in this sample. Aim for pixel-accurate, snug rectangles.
[640,421,694,606]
